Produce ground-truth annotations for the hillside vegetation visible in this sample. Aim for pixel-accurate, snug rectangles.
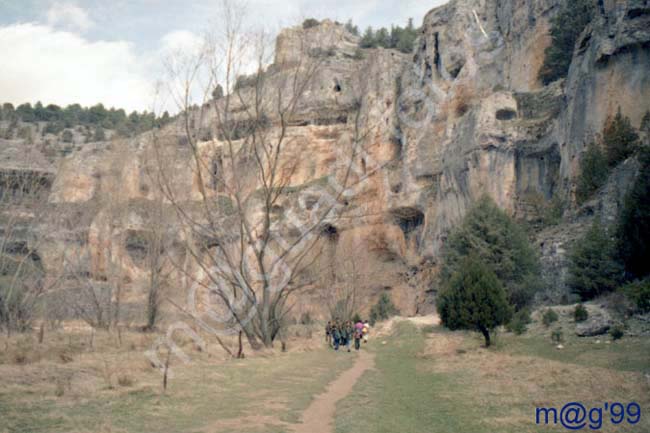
[0,102,174,144]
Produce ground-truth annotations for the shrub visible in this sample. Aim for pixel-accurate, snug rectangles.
[360,27,377,48]
[58,348,74,364]
[62,129,74,143]
[573,304,589,322]
[234,73,260,90]
[117,373,134,387]
[641,111,650,136]
[345,20,359,36]
[17,126,33,142]
[437,256,513,347]
[542,308,559,327]
[302,18,320,29]
[43,121,64,135]
[212,84,224,100]
[93,126,106,142]
[603,109,640,167]
[357,19,418,53]
[0,279,40,333]
[538,0,594,84]
[369,293,399,325]
[507,308,532,335]
[439,195,541,311]
[576,141,610,204]
[309,46,336,57]
[568,219,623,300]
[606,292,635,319]
[609,325,624,340]
[551,328,563,344]
[13,351,28,365]
[617,147,650,280]
[54,380,65,397]
[621,279,650,313]
[351,312,362,324]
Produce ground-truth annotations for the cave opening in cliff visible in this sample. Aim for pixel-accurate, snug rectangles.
[389,207,425,237]
[125,230,149,264]
[210,156,224,191]
[320,223,339,241]
[496,108,517,121]
[448,63,463,79]
[433,32,441,74]
[391,126,403,159]
[627,7,650,19]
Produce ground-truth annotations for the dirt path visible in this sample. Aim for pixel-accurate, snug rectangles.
[291,350,375,433]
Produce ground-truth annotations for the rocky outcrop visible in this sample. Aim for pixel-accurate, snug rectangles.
[275,19,361,65]
[575,307,614,337]
[395,0,649,291]
[6,0,650,318]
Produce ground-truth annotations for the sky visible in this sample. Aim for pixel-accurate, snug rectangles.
[0,0,448,113]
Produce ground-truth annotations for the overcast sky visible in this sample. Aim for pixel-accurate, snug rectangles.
[0,0,448,113]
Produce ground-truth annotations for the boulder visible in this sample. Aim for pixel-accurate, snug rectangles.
[576,311,614,337]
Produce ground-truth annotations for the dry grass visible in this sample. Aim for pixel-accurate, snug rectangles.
[0,323,349,433]
[336,322,649,433]
[419,328,650,432]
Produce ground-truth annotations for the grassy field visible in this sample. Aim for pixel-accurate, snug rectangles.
[1,321,648,433]
[335,321,650,433]
[0,329,354,433]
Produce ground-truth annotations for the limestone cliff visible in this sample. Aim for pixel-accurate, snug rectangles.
[4,0,650,319]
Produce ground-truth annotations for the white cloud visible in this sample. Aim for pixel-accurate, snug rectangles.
[160,30,204,56]
[46,2,95,32]
[0,1,452,114]
[0,23,154,112]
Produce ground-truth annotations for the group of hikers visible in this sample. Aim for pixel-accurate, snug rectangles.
[325,319,370,352]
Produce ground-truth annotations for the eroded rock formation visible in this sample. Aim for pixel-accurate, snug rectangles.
[4,0,649,318]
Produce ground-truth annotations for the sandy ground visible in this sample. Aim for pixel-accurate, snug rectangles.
[373,314,440,337]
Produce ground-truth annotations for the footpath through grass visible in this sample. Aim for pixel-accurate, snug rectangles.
[0,346,354,433]
[334,322,488,433]
[335,321,650,433]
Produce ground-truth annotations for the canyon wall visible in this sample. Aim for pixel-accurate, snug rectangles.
[3,0,650,319]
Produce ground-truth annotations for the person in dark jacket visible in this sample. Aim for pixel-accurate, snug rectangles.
[354,324,362,351]
[332,321,341,351]
[325,321,332,346]
[344,321,353,352]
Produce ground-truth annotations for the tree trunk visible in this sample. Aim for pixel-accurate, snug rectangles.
[163,349,171,393]
[237,331,244,359]
[479,326,491,347]
[241,322,263,350]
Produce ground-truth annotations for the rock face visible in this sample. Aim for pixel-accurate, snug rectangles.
[275,19,361,65]
[5,0,650,319]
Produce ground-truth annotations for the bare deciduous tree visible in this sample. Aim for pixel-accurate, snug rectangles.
[151,2,379,349]
[0,146,58,336]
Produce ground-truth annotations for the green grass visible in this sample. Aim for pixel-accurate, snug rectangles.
[0,348,354,433]
[496,332,650,373]
[2,324,648,433]
[335,322,489,433]
[335,322,650,433]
